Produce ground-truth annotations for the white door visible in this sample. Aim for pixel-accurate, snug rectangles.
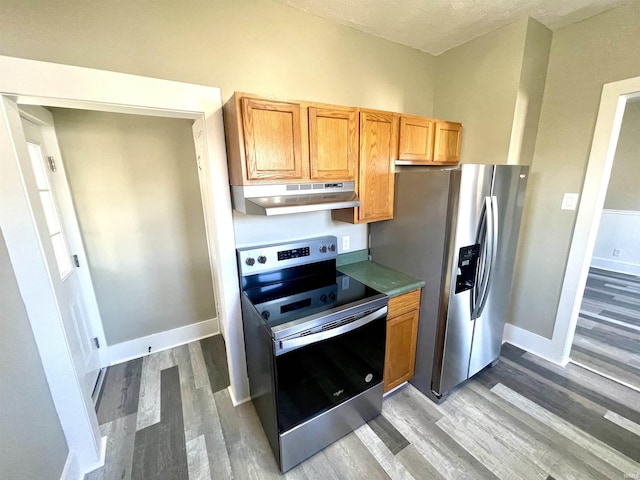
[20,111,104,399]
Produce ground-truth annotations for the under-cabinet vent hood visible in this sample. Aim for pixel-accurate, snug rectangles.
[232,182,359,216]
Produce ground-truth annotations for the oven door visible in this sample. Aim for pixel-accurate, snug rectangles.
[274,305,387,434]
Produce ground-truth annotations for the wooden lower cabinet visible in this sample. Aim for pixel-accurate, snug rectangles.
[383,289,421,393]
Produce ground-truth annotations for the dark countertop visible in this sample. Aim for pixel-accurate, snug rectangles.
[337,259,425,297]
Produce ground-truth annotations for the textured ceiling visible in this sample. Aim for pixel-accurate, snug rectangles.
[274,0,629,55]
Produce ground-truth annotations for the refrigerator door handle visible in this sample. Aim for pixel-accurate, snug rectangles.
[471,197,489,318]
[472,196,499,319]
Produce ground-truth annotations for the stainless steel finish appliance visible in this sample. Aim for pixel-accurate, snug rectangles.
[370,165,528,401]
[232,182,359,215]
[238,236,388,472]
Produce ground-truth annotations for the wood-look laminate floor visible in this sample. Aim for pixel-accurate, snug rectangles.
[86,336,640,480]
[570,267,640,390]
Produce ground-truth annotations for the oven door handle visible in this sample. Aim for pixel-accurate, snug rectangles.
[275,305,388,356]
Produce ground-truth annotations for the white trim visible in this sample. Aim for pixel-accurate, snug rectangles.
[569,359,640,394]
[60,436,105,480]
[601,208,640,216]
[590,208,640,276]
[106,319,218,365]
[98,436,107,470]
[1,96,102,472]
[502,323,569,366]
[553,75,640,365]
[590,258,640,276]
[59,452,81,480]
[228,384,251,406]
[0,55,245,473]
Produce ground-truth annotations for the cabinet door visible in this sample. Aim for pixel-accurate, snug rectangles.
[309,106,358,181]
[384,309,419,393]
[358,111,398,223]
[433,121,462,164]
[241,97,305,181]
[398,115,435,163]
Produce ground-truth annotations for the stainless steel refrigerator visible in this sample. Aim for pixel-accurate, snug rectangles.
[370,164,529,402]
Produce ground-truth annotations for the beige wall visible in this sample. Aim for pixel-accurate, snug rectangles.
[510,1,640,338]
[0,0,437,266]
[6,0,638,352]
[0,0,436,115]
[508,18,552,167]
[433,17,551,166]
[0,230,69,479]
[433,18,527,164]
[605,100,640,211]
[52,109,216,345]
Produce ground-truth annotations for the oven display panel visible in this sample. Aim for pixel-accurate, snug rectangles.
[281,298,312,314]
[277,246,310,261]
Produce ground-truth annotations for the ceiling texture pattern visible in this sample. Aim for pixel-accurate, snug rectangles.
[274,0,630,54]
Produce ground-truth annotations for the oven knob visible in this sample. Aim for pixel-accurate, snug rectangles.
[365,373,373,383]
[328,292,336,301]
[261,311,270,320]
[245,257,255,266]
[329,244,336,252]
[320,294,327,303]
[319,245,327,253]
[257,255,267,264]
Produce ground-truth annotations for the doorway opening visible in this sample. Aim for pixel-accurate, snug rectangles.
[568,98,640,391]
[0,55,244,475]
[552,75,640,388]
[20,105,225,403]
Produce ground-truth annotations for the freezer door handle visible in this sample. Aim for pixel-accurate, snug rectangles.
[471,196,498,319]
[471,197,488,316]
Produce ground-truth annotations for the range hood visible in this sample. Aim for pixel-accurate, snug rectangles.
[231,182,360,216]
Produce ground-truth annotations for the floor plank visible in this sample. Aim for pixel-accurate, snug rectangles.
[96,358,142,425]
[384,387,498,479]
[132,366,189,480]
[367,414,410,455]
[200,335,230,394]
[467,382,625,480]
[353,422,415,479]
[482,360,640,463]
[490,383,639,475]
[213,387,282,479]
[88,336,640,480]
[321,431,391,480]
[85,414,137,480]
[571,268,640,390]
[136,348,177,431]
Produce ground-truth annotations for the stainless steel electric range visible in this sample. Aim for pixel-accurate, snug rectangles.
[237,236,388,472]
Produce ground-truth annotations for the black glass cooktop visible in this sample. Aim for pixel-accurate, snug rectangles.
[243,270,382,329]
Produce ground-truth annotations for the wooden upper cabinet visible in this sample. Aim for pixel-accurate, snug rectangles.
[240,97,305,181]
[357,110,398,223]
[398,115,435,163]
[433,121,462,164]
[309,106,357,181]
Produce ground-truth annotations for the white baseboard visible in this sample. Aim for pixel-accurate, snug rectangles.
[502,323,567,366]
[228,384,251,406]
[106,318,218,365]
[60,451,81,480]
[591,258,640,276]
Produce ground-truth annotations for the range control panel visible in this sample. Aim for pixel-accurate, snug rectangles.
[237,236,338,276]
[277,246,310,261]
